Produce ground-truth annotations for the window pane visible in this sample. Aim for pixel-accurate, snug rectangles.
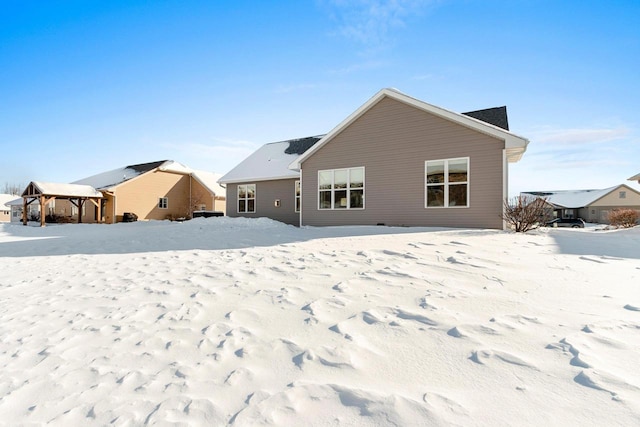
[239,200,246,212]
[350,168,364,188]
[449,184,467,207]
[295,197,301,212]
[295,181,300,196]
[238,185,246,199]
[334,170,348,189]
[247,199,255,212]
[350,189,363,208]
[319,191,332,209]
[426,161,445,184]
[449,159,468,183]
[427,185,445,207]
[247,184,256,198]
[319,171,332,190]
[334,190,348,208]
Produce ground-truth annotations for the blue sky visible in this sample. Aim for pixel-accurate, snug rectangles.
[1,0,639,196]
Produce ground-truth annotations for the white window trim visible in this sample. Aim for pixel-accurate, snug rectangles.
[425,157,470,209]
[317,167,365,210]
[158,197,169,209]
[295,180,301,213]
[237,184,256,213]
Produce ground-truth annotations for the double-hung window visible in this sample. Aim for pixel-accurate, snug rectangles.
[318,167,364,210]
[425,158,469,208]
[295,180,301,213]
[238,184,256,213]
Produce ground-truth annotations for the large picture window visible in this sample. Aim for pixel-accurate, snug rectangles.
[238,184,256,213]
[318,167,364,210]
[295,180,301,213]
[425,158,469,208]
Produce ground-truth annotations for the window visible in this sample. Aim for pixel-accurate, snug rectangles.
[158,197,168,209]
[619,191,627,199]
[425,158,469,208]
[237,184,256,213]
[295,180,301,212]
[318,167,364,210]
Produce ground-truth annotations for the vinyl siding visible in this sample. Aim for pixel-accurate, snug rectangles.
[301,96,506,229]
[591,187,640,207]
[226,179,299,226]
[114,171,192,221]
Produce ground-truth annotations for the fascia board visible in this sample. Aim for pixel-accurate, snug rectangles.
[218,174,300,185]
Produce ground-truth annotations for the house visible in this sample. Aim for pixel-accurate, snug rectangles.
[220,88,529,229]
[521,184,640,223]
[0,194,17,222]
[17,160,226,226]
[629,173,640,184]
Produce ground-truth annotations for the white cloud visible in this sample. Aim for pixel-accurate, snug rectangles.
[321,0,434,46]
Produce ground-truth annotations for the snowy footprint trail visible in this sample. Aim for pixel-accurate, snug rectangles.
[0,219,639,426]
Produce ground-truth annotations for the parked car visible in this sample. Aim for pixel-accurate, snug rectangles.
[545,218,585,228]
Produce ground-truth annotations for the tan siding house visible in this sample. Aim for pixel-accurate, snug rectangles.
[17,161,225,226]
[0,194,15,222]
[523,184,640,224]
[220,88,528,229]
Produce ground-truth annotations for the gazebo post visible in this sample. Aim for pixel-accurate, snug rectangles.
[40,195,45,227]
[22,197,27,226]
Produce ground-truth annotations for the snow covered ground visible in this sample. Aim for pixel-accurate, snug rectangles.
[0,218,638,426]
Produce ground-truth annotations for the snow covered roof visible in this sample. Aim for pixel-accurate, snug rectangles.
[5,197,24,207]
[72,160,224,196]
[290,88,529,169]
[73,160,169,190]
[1,194,18,209]
[521,185,627,208]
[23,182,103,198]
[218,136,323,184]
[628,172,640,182]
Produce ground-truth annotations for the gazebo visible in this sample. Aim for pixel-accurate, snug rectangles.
[21,181,103,227]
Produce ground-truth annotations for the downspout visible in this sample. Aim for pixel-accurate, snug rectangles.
[502,149,508,230]
[189,174,192,217]
[299,167,303,227]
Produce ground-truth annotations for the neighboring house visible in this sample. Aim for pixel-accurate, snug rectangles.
[0,194,17,222]
[220,88,529,229]
[17,160,226,226]
[629,173,640,184]
[218,136,322,225]
[521,184,640,223]
[5,197,27,223]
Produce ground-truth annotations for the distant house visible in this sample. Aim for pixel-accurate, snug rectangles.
[521,184,640,223]
[220,88,529,229]
[17,160,225,226]
[629,173,640,184]
[0,194,17,222]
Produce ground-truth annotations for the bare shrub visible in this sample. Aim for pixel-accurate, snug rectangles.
[608,209,639,228]
[502,196,549,232]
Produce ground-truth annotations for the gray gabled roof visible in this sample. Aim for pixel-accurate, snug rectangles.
[628,172,640,181]
[218,136,323,184]
[463,106,509,130]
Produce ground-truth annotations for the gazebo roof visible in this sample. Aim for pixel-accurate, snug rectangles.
[22,181,103,198]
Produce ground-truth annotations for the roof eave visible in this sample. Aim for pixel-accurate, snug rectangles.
[218,174,300,185]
